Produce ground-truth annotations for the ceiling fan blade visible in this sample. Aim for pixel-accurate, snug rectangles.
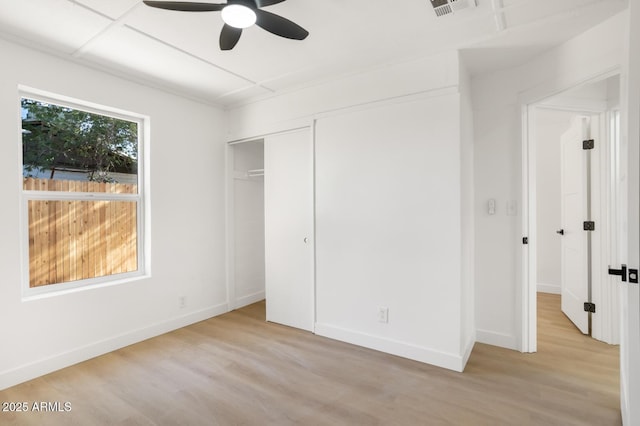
[143,1,226,12]
[255,0,287,7]
[255,9,308,40]
[220,24,243,50]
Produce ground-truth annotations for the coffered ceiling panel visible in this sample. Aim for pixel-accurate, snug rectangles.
[73,0,140,20]
[80,25,260,102]
[0,0,112,53]
[501,0,611,28]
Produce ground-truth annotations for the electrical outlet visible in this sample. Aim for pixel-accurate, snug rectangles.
[179,296,186,309]
[378,307,389,323]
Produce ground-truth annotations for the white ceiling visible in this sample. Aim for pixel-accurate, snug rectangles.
[0,0,628,107]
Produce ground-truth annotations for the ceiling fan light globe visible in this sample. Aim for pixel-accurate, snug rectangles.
[221,5,256,29]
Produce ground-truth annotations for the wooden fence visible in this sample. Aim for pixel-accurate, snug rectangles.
[24,178,138,288]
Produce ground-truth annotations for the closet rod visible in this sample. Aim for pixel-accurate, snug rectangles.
[247,168,264,177]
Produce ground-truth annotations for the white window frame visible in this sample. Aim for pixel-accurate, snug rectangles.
[19,86,149,300]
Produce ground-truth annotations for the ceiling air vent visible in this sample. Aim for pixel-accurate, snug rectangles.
[430,0,477,17]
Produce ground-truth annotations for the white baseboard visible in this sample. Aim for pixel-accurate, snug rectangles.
[537,282,561,294]
[476,329,519,351]
[461,334,476,371]
[0,303,229,391]
[315,323,469,372]
[234,290,265,310]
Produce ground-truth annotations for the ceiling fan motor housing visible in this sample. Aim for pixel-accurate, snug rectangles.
[232,0,259,9]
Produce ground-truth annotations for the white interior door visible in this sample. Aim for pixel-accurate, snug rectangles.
[621,1,640,422]
[264,129,314,332]
[560,117,589,334]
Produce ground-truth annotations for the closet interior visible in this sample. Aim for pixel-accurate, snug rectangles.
[230,139,266,310]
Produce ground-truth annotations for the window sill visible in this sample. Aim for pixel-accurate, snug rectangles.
[21,272,150,302]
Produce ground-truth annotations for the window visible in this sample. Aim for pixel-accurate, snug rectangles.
[20,90,146,297]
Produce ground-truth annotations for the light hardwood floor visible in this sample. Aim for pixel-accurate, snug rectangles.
[0,293,620,425]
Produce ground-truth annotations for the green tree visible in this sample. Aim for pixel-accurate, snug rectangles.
[22,99,137,182]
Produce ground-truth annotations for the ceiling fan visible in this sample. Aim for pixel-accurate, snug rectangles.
[142,1,309,50]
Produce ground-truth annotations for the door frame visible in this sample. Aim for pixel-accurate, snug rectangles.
[225,126,314,313]
[225,137,266,311]
[520,69,620,353]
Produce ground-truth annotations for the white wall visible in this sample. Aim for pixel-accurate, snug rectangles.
[607,77,620,109]
[225,51,460,141]
[227,52,475,372]
[314,94,466,370]
[459,58,476,354]
[472,12,625,350]
[0,38,228,390]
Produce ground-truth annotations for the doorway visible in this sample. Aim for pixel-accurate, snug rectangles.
[226,128,315,332]
[227,139,266,311]
[524,74,621,351]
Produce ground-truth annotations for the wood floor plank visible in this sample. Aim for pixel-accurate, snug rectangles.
[0,295,620,425]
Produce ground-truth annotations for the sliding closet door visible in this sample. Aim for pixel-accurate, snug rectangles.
[264,129,314,332]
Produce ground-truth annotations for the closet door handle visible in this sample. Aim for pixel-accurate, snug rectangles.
[556,229,564,235]
[303,237,309,244]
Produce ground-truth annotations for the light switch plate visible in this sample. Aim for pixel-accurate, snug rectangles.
[488,199,496,215]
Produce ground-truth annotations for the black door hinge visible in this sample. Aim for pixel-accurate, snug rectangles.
[583,221,595,231]
[584,302,596,313]
[583,139,595,150]
[522,237,528,245]
[608,264,627,282]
